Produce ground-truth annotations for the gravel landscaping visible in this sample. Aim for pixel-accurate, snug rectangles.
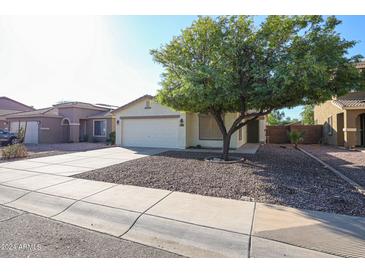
[301,145,365,188]
[74,144,365,217]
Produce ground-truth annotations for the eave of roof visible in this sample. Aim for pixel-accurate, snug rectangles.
[53,101,110,111]
[0,109,23,117]
[112,94,154,114]
[0,96,35,111]
[87,110,115,119]
[331,91,365,110]
[5,107,62,119]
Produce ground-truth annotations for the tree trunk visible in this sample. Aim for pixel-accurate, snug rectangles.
[222,134,231,161]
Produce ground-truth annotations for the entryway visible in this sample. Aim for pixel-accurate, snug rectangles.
[247,119,259,143]
[360,113,365,146]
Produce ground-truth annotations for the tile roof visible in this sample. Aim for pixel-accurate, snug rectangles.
[87,110,114,119]
[5,107,61,118]
[112,94,154,113]
[53,101,110,111]
[0,109,23,117]
[333,91,365,109]
[356,61,365,70]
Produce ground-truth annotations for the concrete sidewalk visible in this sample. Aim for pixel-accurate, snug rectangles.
[0,165,364,257]
[0,147,364,258]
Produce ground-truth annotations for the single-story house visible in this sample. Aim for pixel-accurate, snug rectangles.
[0,97,34,130]
[314,91,365,148]
[112,95,266,149]
[6,101,115,144]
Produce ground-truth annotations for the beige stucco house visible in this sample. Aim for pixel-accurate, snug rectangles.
[314,91,365,148]
[314,61,365,148]
[113,95,266,149]
[6,101,115,144]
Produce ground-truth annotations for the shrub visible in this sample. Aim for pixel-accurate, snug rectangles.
[288,131,304,149]
[17,127,26,144]
[79,134,89,142]
[2,144,28,160]
[107,131,115,145]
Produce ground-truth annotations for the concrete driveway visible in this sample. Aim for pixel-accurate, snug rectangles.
[0,146,364,258]
[0,146,168,176]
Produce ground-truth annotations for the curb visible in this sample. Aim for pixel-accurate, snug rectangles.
[298,147,365,195]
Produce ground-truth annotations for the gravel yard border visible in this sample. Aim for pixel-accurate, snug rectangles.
[299,147,365,195]
[74,144,365,217]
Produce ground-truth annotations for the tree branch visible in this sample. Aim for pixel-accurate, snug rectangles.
[210,109,227,136]
[227,108,273,136]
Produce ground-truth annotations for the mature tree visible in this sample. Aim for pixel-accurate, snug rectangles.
[151,16,364,160]
[301,105,315,125]
[267,110,285,125]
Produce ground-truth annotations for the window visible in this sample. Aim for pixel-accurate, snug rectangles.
[239,127,242,141]
[199,114,223,140]
[93,120,106,137]
[145,100,151,109]
[327,116,333,136]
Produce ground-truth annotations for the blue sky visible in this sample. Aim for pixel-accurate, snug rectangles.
[0,16,364,118]
[108,15,365,119]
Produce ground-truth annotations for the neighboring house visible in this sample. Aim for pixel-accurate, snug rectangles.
[314,61,365,148]
[6,102,115,144]
[113,95,266,149]
[314,91,365,148]
[0,97,34,130]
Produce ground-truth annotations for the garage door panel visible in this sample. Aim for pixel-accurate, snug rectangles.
[10,121,38,144]
[122,118,179,148]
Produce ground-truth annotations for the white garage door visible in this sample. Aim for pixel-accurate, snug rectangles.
[122,118,179,148]
[10,121,39,144]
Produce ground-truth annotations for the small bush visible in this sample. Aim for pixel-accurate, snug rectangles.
[288,131,304,149]
[2,144,28,160]
[17,127,26,144]
[108,131,116,145]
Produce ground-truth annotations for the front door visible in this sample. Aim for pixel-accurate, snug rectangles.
[247,119,259,143]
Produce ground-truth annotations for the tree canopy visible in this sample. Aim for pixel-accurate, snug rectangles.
[267,110,299,126]
[151,15,364,160]
[301,105,315,125]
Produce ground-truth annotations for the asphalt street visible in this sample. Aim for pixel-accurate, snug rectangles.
[0,205,181,258]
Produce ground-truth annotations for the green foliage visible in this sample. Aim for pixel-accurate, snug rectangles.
[1,144,28,159]
[151,16,364,114]
[301,105,315,125]
[151,15,364,159]
[81,134,89,142]
[288,131,304,148]
[108,131,116,145]
[268,110,300,125]
[268,110,285,125]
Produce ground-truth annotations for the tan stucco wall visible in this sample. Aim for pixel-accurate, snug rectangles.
[114,98,182,147]
[314,100,365,147]
[0,118,8,130]
[7,117,64,144]
[114,97,266,149]
[116,99,179,117]
[314,101,343,145]
[185,112,241,149]
[58,107,105,123]
[86,118,115,142]
[344,109,365,147]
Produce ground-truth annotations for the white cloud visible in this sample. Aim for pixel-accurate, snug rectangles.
[0,16,160,108]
